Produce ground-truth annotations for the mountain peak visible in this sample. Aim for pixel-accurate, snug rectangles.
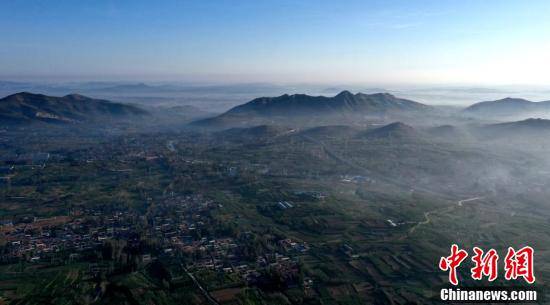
[496,97,532,103]
[12,91,35,96]
[335,90,355,98]
[379,121,414,132]
[1,92,49,103]
[64,93,90,100]
[360,122,420,140]
[5,91,40,98]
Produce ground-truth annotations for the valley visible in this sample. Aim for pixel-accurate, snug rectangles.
[1,90,550,304]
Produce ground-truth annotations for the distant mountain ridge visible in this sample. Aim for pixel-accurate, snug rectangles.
[471,118,550,141]
[0,92,147,125]
[484,118,550,133]
[464,97,550,117]
[357,122,421,140]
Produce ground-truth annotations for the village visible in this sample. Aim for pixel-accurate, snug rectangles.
[0,192,309,289]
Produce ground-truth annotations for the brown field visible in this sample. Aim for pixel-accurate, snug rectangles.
[210,288,242,303]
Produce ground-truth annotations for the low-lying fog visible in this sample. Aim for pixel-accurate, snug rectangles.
[2,81,549,112]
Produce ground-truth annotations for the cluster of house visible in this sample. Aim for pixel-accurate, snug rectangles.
[0,192,308,287]
[144,194,218,254]
[143,195,308,284]
[0,194,212,263]
[279,238,309,253]
[0,208,144,263]
[187,246,303,285]
[1,219,98,263]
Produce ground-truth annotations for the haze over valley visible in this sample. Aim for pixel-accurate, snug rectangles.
[1,1,550,304]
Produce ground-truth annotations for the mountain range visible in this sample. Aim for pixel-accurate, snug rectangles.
[0,92,147,125]
[227,91,430,116]
[5,90,550,138]
[192,91,432,128]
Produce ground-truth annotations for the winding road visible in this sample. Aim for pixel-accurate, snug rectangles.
[297,134,486,237]
[409,196,484,234]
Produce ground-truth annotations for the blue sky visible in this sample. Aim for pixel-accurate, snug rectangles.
[1,0,549,85]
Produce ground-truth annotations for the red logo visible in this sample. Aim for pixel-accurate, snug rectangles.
[439,244,469,285]
[471,247,499,281]
[504,246,535,284]
[439,245,535,285]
